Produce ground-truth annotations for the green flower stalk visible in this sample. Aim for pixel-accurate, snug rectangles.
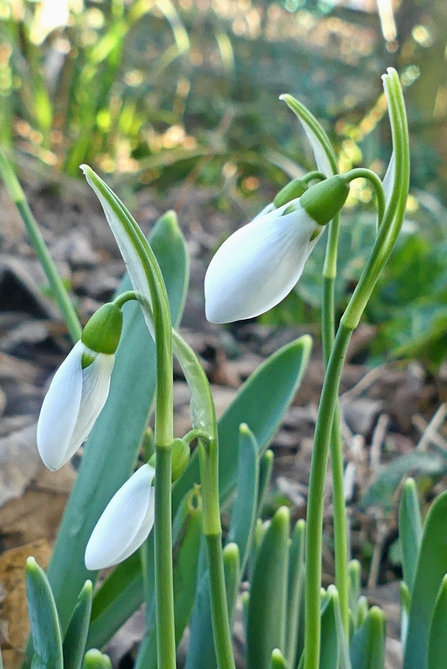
[303,68,410,669]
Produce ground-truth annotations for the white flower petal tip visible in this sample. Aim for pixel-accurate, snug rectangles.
[204,200,321,324]
[85,464,156,570]
[36,341,114,471]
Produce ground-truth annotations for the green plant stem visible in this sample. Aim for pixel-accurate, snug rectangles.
[113,290,137,308]
[154,446,176,669]
[0,149,81,343]
[342,168,386,225]
[321,275,350,638]
[304,322,353,669]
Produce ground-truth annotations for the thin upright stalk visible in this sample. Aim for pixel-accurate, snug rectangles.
[321,273,350,637]
[304,323,353,669]
[154,446,176,669]
[0,149,81,343]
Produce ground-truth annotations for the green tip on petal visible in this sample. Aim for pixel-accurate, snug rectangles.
[300,174,349,226]
[81,303,123,355]
[274,178,308,208]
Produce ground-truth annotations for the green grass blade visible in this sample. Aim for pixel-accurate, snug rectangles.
[26,557,63,669]
[63,580,93,669]
[47,211,188,634]
[223,543,240,621]
[403,491,447,669]
[399,478,423,592]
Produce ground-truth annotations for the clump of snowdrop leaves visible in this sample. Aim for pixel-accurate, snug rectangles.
[205,175,349,324]
[85,463,155,570]
[36,302,123,471]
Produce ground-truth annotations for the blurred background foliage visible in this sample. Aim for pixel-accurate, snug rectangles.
[1,0,447,364]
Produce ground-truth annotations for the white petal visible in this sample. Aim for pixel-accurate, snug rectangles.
[85,464,155,570]
[36,341,84,471]
[205,201,320,323]
[66,351,114,462]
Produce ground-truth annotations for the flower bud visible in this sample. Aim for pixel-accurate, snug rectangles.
[85,464,155,570]
[37,302,124,471]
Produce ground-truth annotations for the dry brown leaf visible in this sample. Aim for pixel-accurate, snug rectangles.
[0,540,52,668]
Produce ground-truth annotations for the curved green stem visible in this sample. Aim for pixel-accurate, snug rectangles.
[113,290,138,308]
[302,170,327,184]
[0,149,82,343]
[342,168,386,227]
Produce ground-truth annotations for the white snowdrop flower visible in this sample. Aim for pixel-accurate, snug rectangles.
[205,175,350,324]
[36,303,123,471]
[37,341,115,471]
[85,464,155,570]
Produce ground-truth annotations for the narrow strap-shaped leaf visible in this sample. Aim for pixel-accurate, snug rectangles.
[320,590,339,669]
[332,586,353,669]
[404,491,447,669]
[285,519,305,668]
[226,424,260,576]
[350,607,385,669]
[349,560,362,631]
[26,557,63,669]
[63,580,93,669]
[246,507,290,669]
[427,574,447,669]
[399,478,423,592]
[257,449,274,516]
[48,210,188,634]
[223,543,240,621]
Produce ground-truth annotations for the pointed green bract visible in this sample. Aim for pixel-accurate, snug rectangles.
[26,557,63,669]
[399,478,423,592]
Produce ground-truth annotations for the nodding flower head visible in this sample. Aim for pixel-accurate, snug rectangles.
[36,303,123,471]
[205,175,349,324]
[85,464,155,570]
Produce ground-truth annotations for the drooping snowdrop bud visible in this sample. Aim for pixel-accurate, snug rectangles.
[85,464,155,570]
[36,303,123,471]
[205,175,349,324]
